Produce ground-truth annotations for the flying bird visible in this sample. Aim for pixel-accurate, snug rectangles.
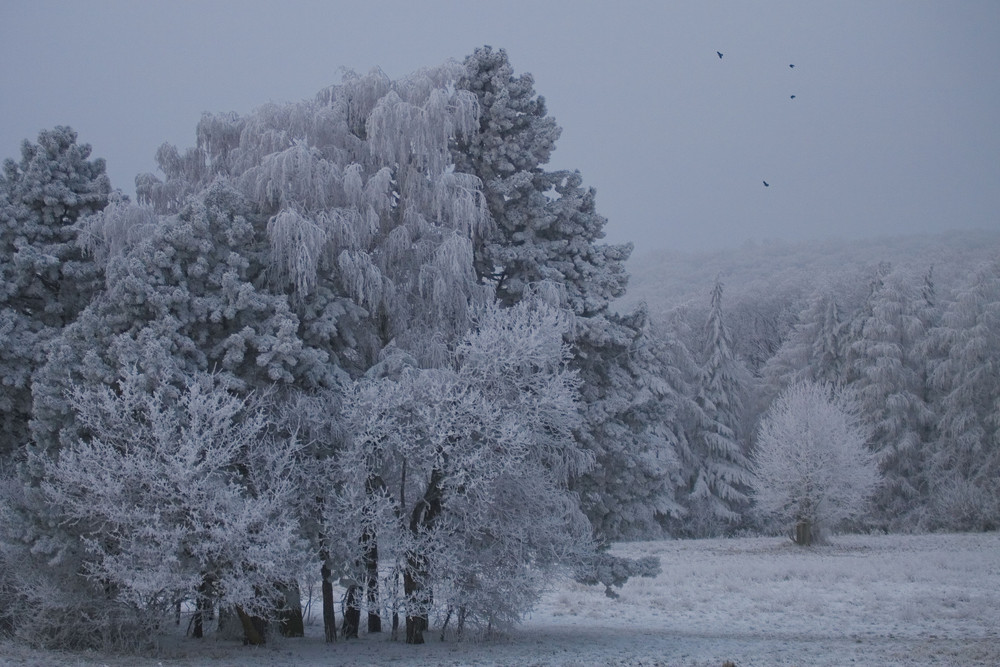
[763,180,770,187]
[789,64,795,68]
[717,51,724,59]
[790,95,796,99]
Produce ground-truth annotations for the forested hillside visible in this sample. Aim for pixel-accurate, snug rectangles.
[619,230,1000,538]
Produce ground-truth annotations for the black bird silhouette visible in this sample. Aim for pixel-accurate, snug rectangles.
[763,180,770,187]
[789,64,795,68]
[717,51,724,59]
[790,95,796,99]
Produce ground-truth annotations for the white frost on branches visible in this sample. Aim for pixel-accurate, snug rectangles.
[38,370,307,618]
[752,381,880,539]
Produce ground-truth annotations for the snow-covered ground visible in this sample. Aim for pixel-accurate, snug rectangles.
[3,532,997,666]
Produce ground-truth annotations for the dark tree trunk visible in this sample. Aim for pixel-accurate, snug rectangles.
[404,465,445,644]
[403,554,429,644]
[363,474,383,633]
[192,606,203,639]
[363,527,382,632]
[342,584,361,638]
[321,560,337,643]
[235,605,267,645]
[795,518,813,546]
[192,575,213,638]
[276,581,304,637]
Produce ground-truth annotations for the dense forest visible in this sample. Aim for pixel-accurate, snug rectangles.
[1,46,997,654]
[621,232,1000,538]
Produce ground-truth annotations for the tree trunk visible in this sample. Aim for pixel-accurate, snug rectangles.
[234,605,267,645]
[362,474,383,633]
[192,575,213,638]
[403,555,429,644]
[795,518,813,546]
[321,560,337,643]
[276,581,304,637]
[363,527,382,633]
[192,601,204,639]
[342,584,361,638]
[404,464,445,644]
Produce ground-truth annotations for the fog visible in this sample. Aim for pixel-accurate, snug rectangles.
[2,1,997,252]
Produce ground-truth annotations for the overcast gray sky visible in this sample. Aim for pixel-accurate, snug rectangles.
[2,1,998,252]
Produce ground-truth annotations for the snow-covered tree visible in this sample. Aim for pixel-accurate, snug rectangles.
[570,307,686,540]
[30,182,330,459]
[33,370,306,644]
[682,278,752,535]
[843,265,933,526]
[454,46,630,315]
[924,261,1000,530]
[752,381,880,545]
[336,300,595,643]
[0,127,111,457]
[764,286,848,391]
[455,47,680,542]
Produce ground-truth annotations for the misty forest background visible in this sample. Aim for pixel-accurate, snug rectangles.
[1,47,998,652]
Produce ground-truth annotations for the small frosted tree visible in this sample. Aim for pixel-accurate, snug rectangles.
[3,370,307,647]
[752,381,879,545]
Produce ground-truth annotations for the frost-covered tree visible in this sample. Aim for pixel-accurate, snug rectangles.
[126,62,498,640]
[682,278,752,535]
[455,47,674,542]
[30,182,330,458]
[764,287,848,392]
[752,381,880,545]
[0,127,111,457]
[570,307,687,540]
[843,265,933,526]
[32,370,307,644]
[336,300,595,643]
[924,261,1000,530]
[13,182,328,645]
[454,46,630,315]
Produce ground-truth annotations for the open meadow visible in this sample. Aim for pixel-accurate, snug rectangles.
[2,531,997,666]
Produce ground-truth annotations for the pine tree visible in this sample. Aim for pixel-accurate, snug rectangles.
[844,266,933,526]
[455,46,678,544]
[684,278,752,535]
[925,261,1000,530]
[454,46,630,315]
[30,182,330,458]
[0,127,111,457]
[764,285,848,392]
[570,307,686,539]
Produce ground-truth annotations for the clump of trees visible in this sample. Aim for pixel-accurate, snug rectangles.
[0,48,662,651]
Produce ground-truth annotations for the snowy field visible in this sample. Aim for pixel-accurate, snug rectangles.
[2,531,998,667]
